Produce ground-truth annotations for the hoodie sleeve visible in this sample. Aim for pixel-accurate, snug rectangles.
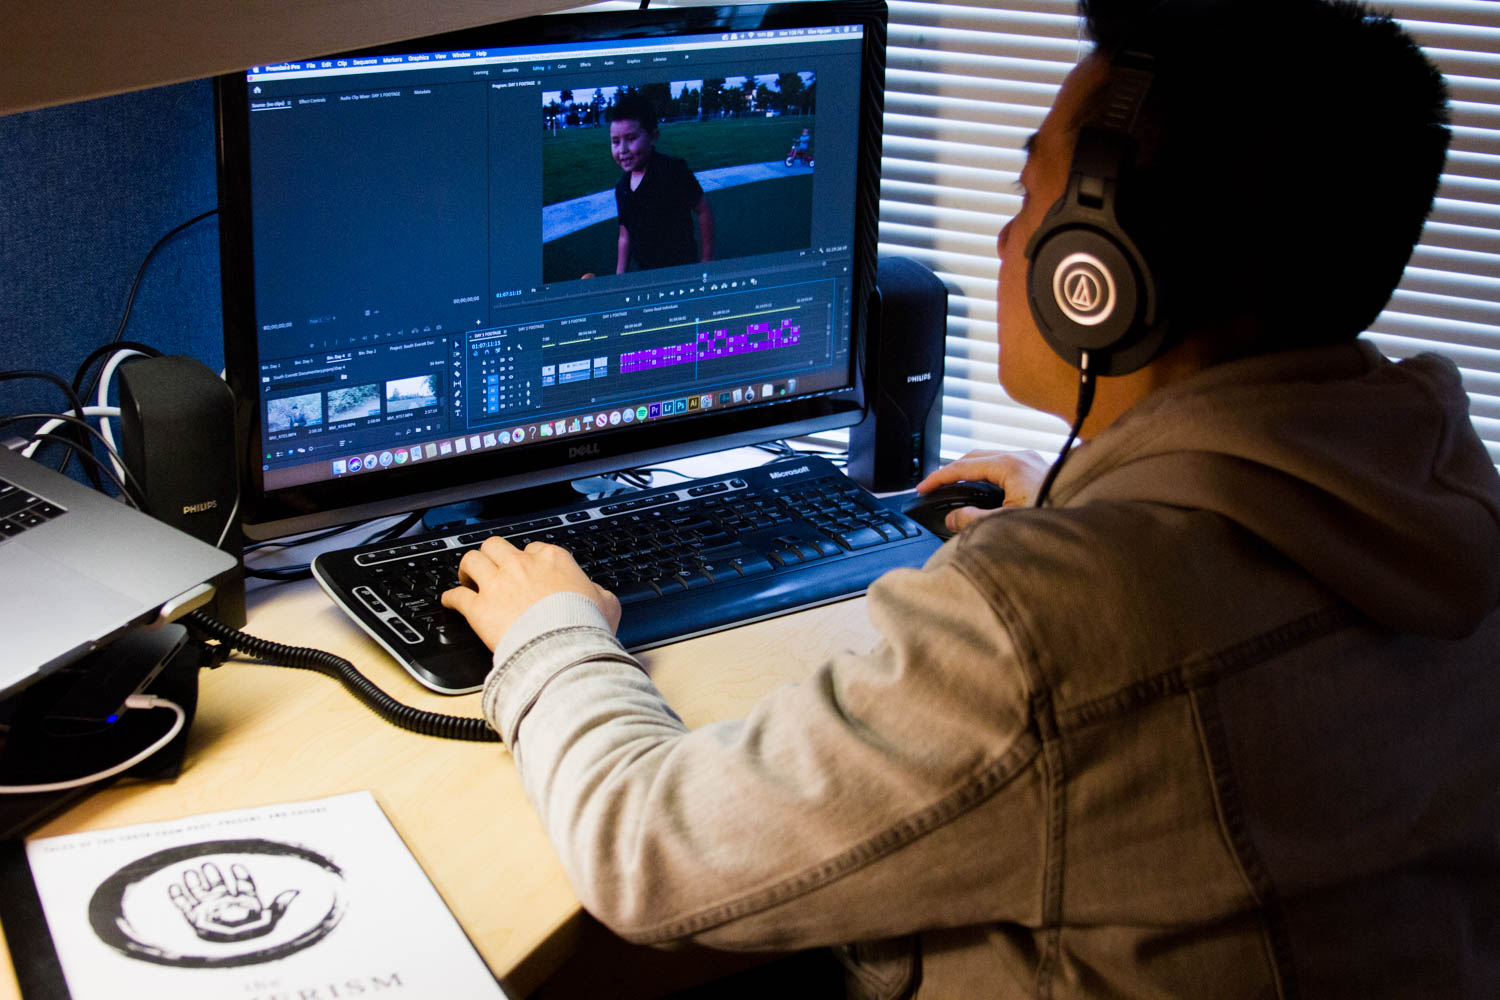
[481,560,1047,949]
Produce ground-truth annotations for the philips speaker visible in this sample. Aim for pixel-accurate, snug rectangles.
[848,256,947,492]
[118,355,246,628]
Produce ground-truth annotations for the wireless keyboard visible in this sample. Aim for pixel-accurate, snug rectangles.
[312,456,942,693]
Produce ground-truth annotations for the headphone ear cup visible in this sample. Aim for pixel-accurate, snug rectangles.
[1028,223,1142,360]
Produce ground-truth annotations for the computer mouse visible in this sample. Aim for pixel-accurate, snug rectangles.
[898,481,1006,540]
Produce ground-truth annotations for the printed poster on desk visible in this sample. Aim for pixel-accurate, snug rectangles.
[1,791,510,999]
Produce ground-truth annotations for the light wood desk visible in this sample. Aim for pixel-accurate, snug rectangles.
[0,574,878,998]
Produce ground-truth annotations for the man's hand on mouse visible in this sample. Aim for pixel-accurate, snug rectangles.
[442,536,622,651]
[916,449,1051,533]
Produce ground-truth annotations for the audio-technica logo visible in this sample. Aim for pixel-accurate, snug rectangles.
[1066,272,1101,310]
[1053,251,1116,326]
[906,372,933,383]
[182,499,219,515]
[767,465,812,480]
[569,443,601,459]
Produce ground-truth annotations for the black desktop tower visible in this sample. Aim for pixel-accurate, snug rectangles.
[118,355,246,627]
[848,257,948,492]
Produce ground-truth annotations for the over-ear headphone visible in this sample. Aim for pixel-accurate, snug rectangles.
[1025,52,1167,377]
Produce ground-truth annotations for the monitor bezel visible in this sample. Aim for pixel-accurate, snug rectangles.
[216,0,888,541]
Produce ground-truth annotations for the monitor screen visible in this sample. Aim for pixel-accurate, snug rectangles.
[216,1,888,540]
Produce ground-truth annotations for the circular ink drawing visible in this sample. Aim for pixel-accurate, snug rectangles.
[88,838,347,968]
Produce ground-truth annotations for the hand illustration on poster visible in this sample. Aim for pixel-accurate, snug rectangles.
[88,838,346,968]
[167,861,300,944]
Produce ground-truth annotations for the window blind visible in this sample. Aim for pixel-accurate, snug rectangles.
[879,0,1500,464]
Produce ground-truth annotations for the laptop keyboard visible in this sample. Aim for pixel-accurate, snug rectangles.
[312,456,942,693]
[0,476,67,541]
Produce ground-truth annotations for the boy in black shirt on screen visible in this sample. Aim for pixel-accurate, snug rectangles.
[608,94,715,272]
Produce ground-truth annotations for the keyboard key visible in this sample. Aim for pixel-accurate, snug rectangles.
[615,580,658,604]
[354,587,388,613]
[890,516,923,539]
[831,525,887,550]
[432,624,464,644]
[732,553,775,575]
[695,560,733,581]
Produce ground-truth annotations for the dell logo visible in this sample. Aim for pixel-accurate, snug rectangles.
[906,372,933,384]
[569,443,601,459]
[182,499,219,515]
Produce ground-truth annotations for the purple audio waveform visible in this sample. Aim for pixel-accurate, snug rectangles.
[619,318,801,373]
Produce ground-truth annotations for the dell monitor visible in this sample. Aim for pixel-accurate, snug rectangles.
[216,1,888,542]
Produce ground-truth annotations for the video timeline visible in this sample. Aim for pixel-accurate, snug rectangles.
[258,279,841,481]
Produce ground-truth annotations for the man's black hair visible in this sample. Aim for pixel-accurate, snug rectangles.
[607,93,659,135]
[1078,0,1450,350]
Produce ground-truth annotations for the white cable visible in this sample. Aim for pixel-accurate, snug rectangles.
[20,406,122,459]
[217,493,241,549]
[97,349,148,480]
[210,366,241,548]
[0,695,187,795]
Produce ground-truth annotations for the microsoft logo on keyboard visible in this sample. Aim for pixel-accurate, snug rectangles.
[767,465,813,480]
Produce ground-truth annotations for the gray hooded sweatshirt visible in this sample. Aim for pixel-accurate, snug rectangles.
[482,342,1500,999]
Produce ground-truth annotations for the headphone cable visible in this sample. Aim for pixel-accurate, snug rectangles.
[1034,351,1097,508]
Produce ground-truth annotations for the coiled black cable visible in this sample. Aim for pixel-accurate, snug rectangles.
[185,610,499,743]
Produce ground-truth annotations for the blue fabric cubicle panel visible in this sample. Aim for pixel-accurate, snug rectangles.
[0,79,223,453]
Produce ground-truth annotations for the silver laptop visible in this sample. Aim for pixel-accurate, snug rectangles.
[0,446,237,699]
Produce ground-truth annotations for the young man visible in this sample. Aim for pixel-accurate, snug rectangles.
[445,2,1500,995]
[607,93,715,273]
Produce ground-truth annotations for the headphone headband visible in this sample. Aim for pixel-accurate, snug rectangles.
[1093,53,1154,134]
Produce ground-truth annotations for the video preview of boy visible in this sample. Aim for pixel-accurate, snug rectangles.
[541,76,817,283]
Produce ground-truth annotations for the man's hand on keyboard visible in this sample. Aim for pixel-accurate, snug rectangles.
[441,536,623,650]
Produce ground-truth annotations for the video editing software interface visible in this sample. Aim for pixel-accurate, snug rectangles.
[240,18,868,494]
